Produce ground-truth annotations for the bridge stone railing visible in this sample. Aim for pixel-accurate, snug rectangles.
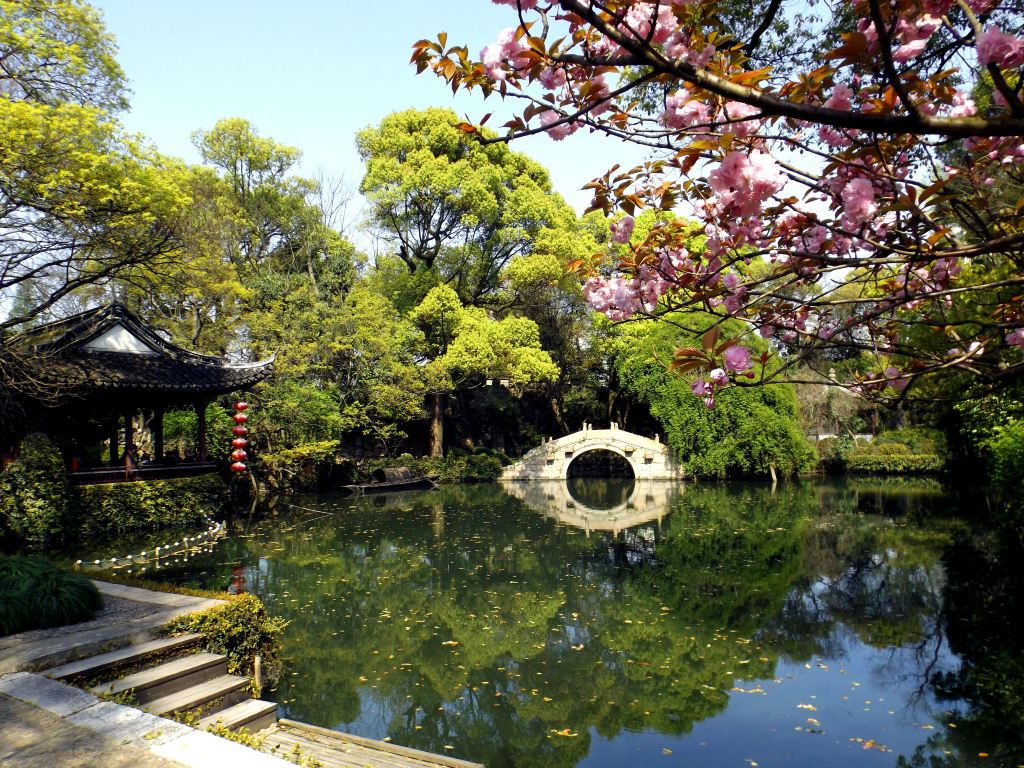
[501,424,682,481]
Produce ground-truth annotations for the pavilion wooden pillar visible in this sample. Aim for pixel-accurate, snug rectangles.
[196,401,207,462]
[108,418,120,466]
[123,412,134,460]
[153,407,165,463]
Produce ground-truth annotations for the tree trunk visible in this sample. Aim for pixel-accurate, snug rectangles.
[550,396,567,434]
[429,392,445,457]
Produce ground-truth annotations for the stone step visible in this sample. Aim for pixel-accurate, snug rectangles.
[43,633,204,681]
[91,652,227,704]
[199,698,278,733]
[142,673,249,717]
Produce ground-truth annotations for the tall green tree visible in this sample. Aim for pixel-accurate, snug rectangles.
[357,107,582,308]
[1,1,189,406]
[410,285,559,456]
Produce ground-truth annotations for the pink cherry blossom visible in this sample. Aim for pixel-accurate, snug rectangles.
[708,150,786,219]
[976,26,1024,69]
[539,110,577,141]
[723,345,752,372]
[691,378,711,396]
[1006,328,1024,349]
[709,368,729,387]
[840,178,877,230]
[661,92,710,130]
[720,101,762,137]
[884,366,908,391]
[610,216,635,244]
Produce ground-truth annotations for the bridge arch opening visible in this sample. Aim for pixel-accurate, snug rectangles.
[566,449,636,509]
[567,448,635,479]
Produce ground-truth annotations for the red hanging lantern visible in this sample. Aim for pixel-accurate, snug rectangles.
[230,400,251,472]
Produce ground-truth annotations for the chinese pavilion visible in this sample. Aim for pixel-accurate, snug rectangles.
[6,303,273,483]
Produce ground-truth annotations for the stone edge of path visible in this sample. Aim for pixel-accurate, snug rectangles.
[0,581,224,675]
[0,671,293,768]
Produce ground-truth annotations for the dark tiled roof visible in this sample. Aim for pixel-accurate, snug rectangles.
[13,303,273,395]
[46,350,272,393]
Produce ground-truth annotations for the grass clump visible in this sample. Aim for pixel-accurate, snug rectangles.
[0,554,102,636]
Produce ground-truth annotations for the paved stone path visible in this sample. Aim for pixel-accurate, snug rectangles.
[0,581,292,767]
[0,693,186,768]
[0,581,222,674]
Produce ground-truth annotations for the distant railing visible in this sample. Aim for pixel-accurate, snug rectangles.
[68,461,219,485]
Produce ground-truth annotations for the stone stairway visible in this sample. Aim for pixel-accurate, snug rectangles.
[43,632,279,734]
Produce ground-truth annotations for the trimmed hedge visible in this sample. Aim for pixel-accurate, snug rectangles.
[0,554,102,636]
[0,432,228,545]
[76,474,227,538]
[0,433,74,545]
[845,448,944,474]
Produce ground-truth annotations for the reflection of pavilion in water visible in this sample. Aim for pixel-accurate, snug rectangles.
[499,478,682,536]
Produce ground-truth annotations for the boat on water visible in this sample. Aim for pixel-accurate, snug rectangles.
[342,467,436,494]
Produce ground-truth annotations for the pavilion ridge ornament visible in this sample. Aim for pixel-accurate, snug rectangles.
[230,400,249,473]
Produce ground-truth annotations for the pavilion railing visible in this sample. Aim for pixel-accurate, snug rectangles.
[67,461,219,485]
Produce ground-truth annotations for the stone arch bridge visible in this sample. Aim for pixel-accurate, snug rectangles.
[501,425,682,481]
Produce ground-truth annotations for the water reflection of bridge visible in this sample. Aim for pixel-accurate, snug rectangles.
[499,479,681,536]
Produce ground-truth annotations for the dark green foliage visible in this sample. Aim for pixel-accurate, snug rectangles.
[987,420,1024,502]
[163,594,286,694]
[361,451,505,484]
[0,432,73,544]
[815,436,854,473]
[874,427,947,458]
[612,321,814,478]
[75,475,227,537]
[0,554,102,636]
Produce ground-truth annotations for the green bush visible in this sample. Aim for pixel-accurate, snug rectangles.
[815,436,854,473]
[0,433,73,545]
[360,452,504,484]
[75,474,227,537]
[874,427,947,457]
[163,594,287,695]
[0,555,102,636]
[844,449,944,474]
[987,419,1024,500]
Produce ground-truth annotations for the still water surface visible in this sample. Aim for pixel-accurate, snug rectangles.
[76,479,1023,768]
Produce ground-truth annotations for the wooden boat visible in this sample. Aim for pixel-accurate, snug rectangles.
[342,467,436,494]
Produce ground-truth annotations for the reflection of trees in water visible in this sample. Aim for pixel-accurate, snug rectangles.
[98,481,1022,768]
[921,520,1024,767]
[565,476,634,509]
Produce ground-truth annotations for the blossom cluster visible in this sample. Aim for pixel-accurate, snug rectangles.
[425,0,1024,406]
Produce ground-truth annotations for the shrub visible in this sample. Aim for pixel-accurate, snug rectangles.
[0,555,102,636]
[75,475,227,538]
[874,427,947,457]
[987,419,1024,500]
[816,436,854,473]
[844,449,944,474]
[0,433,73,545]
[360,452,504,484]
[162,594,286,695]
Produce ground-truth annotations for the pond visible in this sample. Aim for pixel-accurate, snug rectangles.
[72,479,1024,768]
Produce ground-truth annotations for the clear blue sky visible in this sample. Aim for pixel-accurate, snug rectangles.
[93,0,650,227]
